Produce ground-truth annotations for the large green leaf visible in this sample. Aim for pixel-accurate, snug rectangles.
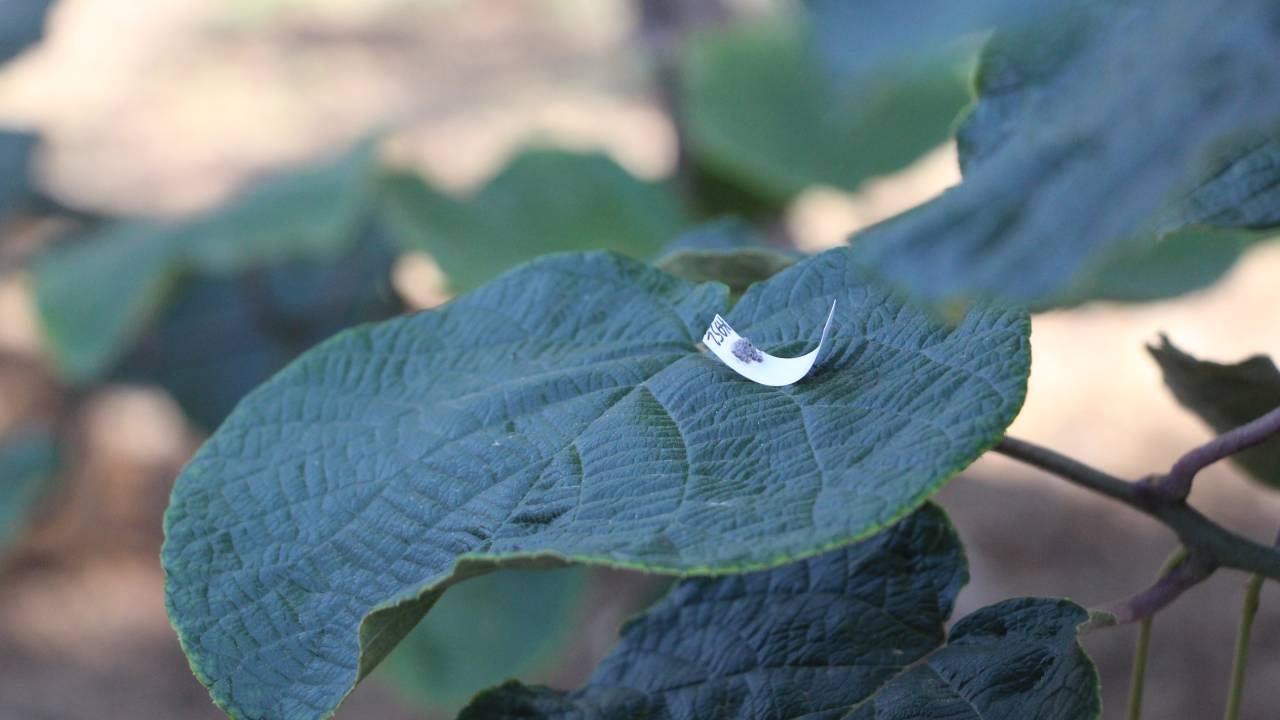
[35,141,385,384]
[0,130,37,222]
[461,504,1100,720]
[163,247,1029,719]
[851,0,1280,309]
[0,0,52,65]
[379,150,685,292]
[0,427,57,558]
[380,568,586,714]
[681,10,972,205]
[1148,336,1280,489]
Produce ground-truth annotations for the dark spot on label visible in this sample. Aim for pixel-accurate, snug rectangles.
[732,338,764,364]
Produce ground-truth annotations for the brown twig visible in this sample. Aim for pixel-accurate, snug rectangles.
[1156,404,1280,500]
[993,435,1280,624]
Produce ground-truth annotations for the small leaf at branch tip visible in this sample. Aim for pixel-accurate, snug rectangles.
[1082,609,1119,634]
[1148,335,1280,489]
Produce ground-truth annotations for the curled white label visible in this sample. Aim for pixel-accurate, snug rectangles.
[702,301,837,387]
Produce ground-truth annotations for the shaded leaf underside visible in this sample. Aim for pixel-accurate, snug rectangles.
[1148,336,1280,488]
[163,248,1029,719]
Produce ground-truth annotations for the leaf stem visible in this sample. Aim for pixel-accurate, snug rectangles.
[1223,573,1264,720]
[1126,617,1152,720]
[1125,549,1188,720]
[1103,550,1216,624]
[1159,403,1280,500]
[1223,528,1277,720]
[992,436,1280,617]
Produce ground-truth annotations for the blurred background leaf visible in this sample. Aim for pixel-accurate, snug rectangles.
[35,222,186,382]
[805,0,1057,84]
[0,131,36,223]
[851,0,1280,309]
[379,568,587,716]
[1056,228,1275,306]
[1149,336,1280,490]
[681,8,971,207]
[112,224,401,429]
[184,138,380,273]
[655,217,798,293]
[0,427,57,558]
[33,140,393,391]
[0,0,52,65]
[379,149,686,292]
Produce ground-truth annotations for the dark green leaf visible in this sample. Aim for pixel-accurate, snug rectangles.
[380,568,586,714]
[113,225,403,429]
[35,140,387,384]
[852,0,1280,309]
[681,11,972,204]
[1148,336,1280,489]
[461,505,1100,720]
[0,130,36,221]
[379,150,684,292]
[655,218,798,293]
[163,247,1030,720]
[0,427,58,557]
[0,0,51,64]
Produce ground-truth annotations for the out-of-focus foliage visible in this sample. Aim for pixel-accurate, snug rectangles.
[0,0,52,64]
[379,150,685,292]
[681,8,971,206]
[112,226,401,429]
[655,218,798,293]
[380,568,587,715]
[183,139,379,273]
[851,0,1280,310]
[0,427,57,558]
[0,131,37,222]
[805,0,1054,83]
[34,140,388,386]
[1149,336,1280,489]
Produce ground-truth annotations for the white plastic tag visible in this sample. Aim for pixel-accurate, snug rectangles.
[702,301,837,387]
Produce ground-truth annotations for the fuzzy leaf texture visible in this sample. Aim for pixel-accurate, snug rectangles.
[162,247,1030,719]
[461,505,1100,720]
